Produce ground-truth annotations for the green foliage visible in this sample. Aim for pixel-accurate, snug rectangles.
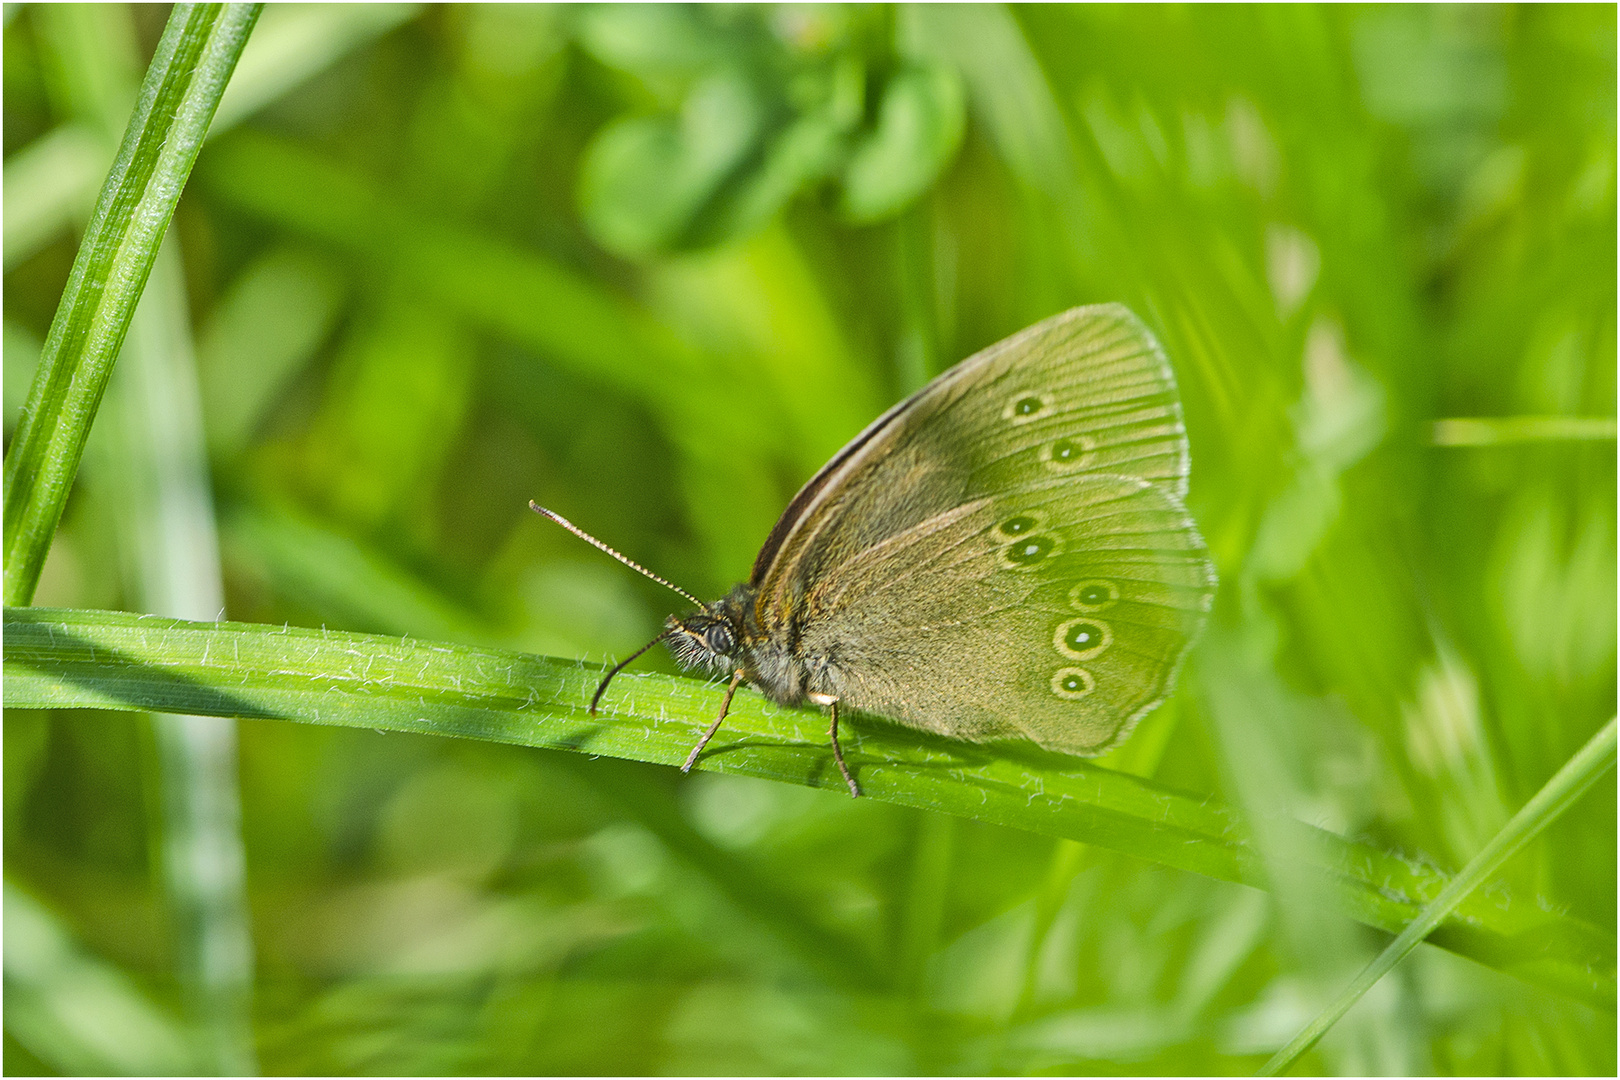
[574,6,965,253]
[1262,716,1616,1074]
[3,4,1614,1075]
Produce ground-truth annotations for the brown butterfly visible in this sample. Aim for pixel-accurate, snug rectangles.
[533,303,1215,796]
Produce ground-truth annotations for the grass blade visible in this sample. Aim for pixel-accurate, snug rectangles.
[1431,417,1618,446]
[1260,716,1619,1076]
[5,606,1612,1008]
[32,9,262,1070]
[1,3,261,607]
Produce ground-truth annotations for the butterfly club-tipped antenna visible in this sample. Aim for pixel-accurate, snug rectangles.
[529,501,703,715]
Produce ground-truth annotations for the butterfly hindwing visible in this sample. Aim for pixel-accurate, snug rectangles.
[800,475,1212,753]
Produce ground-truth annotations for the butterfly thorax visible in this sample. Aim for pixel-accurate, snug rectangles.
[666,584,811,706]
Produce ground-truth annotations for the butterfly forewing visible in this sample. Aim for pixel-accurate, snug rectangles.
[753,304,1214,755]
[936,306,1190,499]
[756,306,1189,605]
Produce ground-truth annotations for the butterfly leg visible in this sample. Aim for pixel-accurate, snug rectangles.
[681,669,744,773]
[811,695,860,799]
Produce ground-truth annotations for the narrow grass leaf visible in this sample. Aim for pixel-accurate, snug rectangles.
[5,607,1612,1007]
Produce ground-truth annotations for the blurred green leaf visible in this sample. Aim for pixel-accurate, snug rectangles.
[841,64,966,223]
[576,5,965,254]
[579,70,766,256]
[574,4,726,88]
[0,124,104,270]
[220,503,494,645]
[1431,416,1618,445]
[2,5,415,274]
[196,246,347,459]
[3,321,43,434]
[4,882,198,1076]
[211,2,419,130]
[195,130,860,578]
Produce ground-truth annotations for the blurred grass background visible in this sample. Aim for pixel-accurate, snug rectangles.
[3,3,1614,1074]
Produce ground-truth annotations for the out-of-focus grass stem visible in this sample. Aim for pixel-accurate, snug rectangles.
[1430,416,1618,446]
[112,238,258,1075]
[30,5,261,1072]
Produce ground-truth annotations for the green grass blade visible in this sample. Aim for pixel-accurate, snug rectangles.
[1261,716,1619,1076]
[1431,417,1618,445]
[6,606,1612,1008]
[38,9,262,1069]
[1,3,261,607]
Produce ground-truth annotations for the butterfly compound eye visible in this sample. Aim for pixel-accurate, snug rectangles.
[704,623,735,655]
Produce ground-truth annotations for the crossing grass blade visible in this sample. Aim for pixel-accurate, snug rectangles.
[1259,715,1617,1075]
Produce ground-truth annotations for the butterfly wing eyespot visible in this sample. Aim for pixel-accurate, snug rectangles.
[1000,532,1061,568]
[1003,392,1054,422]
[1054,618,1112,661]
[1040,435,1096,472]
[1051,667,1096,699]
[995,512,1046,538]
[1069,580,1119,612]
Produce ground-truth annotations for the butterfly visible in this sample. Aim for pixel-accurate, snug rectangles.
[532,303,1216,797]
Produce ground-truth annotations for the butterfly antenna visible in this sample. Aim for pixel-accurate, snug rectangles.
[589,628,673,716]
[529,501,705,609]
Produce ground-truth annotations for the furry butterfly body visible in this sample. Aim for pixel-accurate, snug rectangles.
[541,303,1215,796]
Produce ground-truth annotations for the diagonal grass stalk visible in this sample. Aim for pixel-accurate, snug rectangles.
[1260,716,1618,1076]
[6,606,1613,1009]
[1,3,261,607]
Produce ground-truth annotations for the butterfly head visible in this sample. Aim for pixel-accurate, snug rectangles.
[666,605,744,678]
